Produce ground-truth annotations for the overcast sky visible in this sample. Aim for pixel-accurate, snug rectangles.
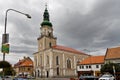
[0,0,120,64]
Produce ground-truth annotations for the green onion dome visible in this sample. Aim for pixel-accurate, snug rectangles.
[41,20,52,27]
[41,5,52,27]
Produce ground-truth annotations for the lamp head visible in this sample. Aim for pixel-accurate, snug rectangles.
[25,14,31,19]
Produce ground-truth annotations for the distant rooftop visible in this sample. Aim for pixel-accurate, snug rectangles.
[52,45,87,55]
[14,56,33,67]
[105,47,120,59]
[78,55,105,65]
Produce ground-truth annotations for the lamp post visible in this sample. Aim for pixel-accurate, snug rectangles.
[1,9,31,80]
[2,9,31,61]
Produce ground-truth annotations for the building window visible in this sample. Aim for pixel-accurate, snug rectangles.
[56,56,59,65]
[57,67,59,75]
[28,68,30,71]
[82,65,84,69]
[96,65,99,68]
[67,59,71,69]
[86,65,88,69]
[47,56,49,64]
[38,70,40,77]
[48,32,51,37]
[35,56,37,66]
[40,56,42,65]
[79,66,81,69]
[89,65,91,68]
[49,42,52,47]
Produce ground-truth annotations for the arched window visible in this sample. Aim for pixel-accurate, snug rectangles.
[40,56,42,65]
[38,70,40,77]
[48,32,51,37]
[49,42,52,47]
[47,56,49,64]
[56,56,59,65]
[67,59,71,69]
[57,67,59,75]
[35,56,37,66]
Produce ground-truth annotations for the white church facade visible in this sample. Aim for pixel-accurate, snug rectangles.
[33,6,88,78]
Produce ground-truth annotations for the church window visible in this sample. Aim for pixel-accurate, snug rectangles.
[47,56,49,64]
[35,56,38,66]
[67,59,71,69]
[38,70,40,77]
[48,31,51,37]
[49,42,52,47]
[45,29,46,33]
[56,56,59,65]
[57,67,59,75]
[48,32,50,36]
[40,56,42,65]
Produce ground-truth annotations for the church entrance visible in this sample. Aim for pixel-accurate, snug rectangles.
[57,67,59,76]
[47,71,49,77]
[38,70,40,77]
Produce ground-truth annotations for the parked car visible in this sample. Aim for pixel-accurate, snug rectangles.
[79,75,98,80]
[13,77,28,80]
[99,74,115,80]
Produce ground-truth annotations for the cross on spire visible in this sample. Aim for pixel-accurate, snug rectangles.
[45,3,47,9]
[41,4,52,27]
[43,4,49,21]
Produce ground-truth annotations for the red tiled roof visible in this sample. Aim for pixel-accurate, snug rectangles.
[14,57,33,67]
[14,59,24,67]
[52,45,87,55]
[105,47,120,59]
[79,55,105,65]
[20,60,33,67]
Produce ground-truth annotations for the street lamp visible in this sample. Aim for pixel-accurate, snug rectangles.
[4,9,31,34]
[1,9,31,80]
[2,9,31,61]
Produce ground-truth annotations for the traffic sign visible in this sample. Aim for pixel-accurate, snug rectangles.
[1,43,9,53]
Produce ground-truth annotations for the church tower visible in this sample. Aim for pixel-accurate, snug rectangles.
[37,6,57,51]
[34,5,88,78]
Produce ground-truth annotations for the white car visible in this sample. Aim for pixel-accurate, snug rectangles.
[99,74,115,80]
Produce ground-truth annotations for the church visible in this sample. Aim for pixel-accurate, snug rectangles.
[33,6,89,78]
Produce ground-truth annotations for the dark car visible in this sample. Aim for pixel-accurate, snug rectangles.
[79,75,98,80]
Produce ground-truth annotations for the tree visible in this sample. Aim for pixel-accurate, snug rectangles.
[0,61,16,76]
[0,61,11,68]
[4,67,16,76]
[101,62,120,74]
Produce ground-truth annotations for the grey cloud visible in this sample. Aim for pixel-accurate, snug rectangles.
[1,0,120,64]
[52,0,120,52]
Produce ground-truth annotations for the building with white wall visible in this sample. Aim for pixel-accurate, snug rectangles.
[77,56,104,77]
